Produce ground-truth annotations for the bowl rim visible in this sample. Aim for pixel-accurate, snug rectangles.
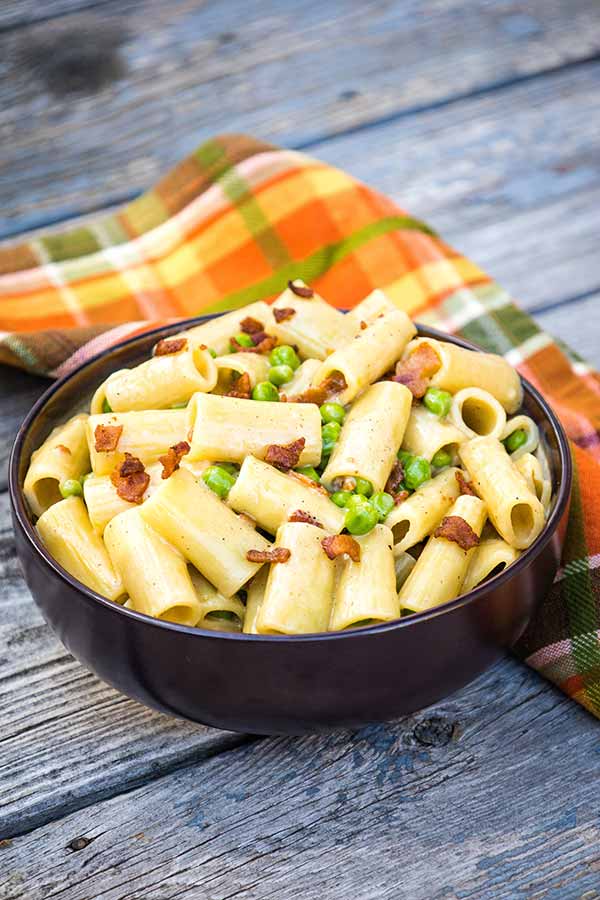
[9,313,573,643]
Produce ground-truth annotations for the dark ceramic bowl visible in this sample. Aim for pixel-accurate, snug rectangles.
[10,316,572,735]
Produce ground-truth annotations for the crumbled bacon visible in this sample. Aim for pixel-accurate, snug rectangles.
[55,444,71,455]
[230,334,278,355]
[159,441,190,479]
[392,344,441,399]
[288,281,314,298]
[385,460,405,496]
[110,453,150,503]
[273,307,296,323]
[265,437,305,471]
[240,316,264,335]
[321,534,361,562]
[226,372,252,399]
[287,470,329,495]
[291,371,347,405]
[154,337,188,357]
[434,515,480,551]
[247,547,291,563]
[456,470,476,496]
[393,490,410,506]
[288,509,323,527]
[94,424,123,453]
[360,320,368,330]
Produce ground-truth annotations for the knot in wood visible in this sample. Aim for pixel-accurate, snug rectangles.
[67,836,91,852]
[413,716,454,747]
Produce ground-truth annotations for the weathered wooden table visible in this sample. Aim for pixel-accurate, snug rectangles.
[1,3,600,897]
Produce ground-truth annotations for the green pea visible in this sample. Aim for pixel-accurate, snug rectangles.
[397,449,414,466]
[321,421,341,455]
[170,400,189,409]
[320,402,346,426]
[202,465,236,499]
[217,462,239,476]
[354,477,373,497]
[331,490,353,508]
[370,491,395,522]
[208,347,217,358]
[345,501,378,535]
[252,381,279,402]
[269,345,301,371]
[59,478,83,499]
[296,466,320,482]
[102,398,112,414]
[403,456,431,491]
[230,333,254,352]
[503,428,527,453]
[423,387,452,417]
[431,448,452,469]
[268,364,294,386]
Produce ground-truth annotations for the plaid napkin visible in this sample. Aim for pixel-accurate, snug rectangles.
[2,134,599,718]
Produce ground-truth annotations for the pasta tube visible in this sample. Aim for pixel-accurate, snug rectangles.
[402,337,523,413]
[188,569,246,632]
[394,551,416,591]
[280,359,322,400]
[321,381,412,492]
[401,405,466,462]
[501,415,539,461]
[256,522,336,634]
[399,494,487,612]
[270,283,353,359]
[243,567,269,634]
[99,342,217,412]
[462,538,521,593]
[179,301,273,355]
[83,462,164,535]
[448,388,507,440]
[104,509,201,625]
[460,436,545,549]
[345,289,397,332]
[186,393,321,465]
[36,496,124,601]
[311,309,417,404]
[86,409,188,476]
[24,414,90,518]
[329,525,398,630]
[139,467,269,596]
[387,467,461,551]
[228,455,346,535]
[514,452,552,513]
[214,352,270,393]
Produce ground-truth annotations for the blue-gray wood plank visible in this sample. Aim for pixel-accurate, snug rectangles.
[1,1,599,897]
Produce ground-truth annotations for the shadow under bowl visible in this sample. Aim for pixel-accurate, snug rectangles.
[9,317,572,735]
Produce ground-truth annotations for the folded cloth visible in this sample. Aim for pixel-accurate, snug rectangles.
[1,134,599,717]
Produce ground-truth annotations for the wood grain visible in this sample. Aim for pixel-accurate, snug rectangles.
[1,0,600,233]
[1,658,597,899]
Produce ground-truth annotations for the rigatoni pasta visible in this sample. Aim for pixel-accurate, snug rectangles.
[23,283,554,636]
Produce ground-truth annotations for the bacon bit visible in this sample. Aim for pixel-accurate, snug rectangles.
[159,441,190,479]
[154,337,188,357]
[393,490,410,506]
[240,316,264,334]
[265,437,305,471]
[288,509,323,528]
[385,460,405,495]
[249,330,269,345]
[360,320,368,330]
[287,470,330,495]
[321,534,361,562]
[247,547,291,563]
[226,372,252,399]
[110,453,150,503]
[456,470,476,496]
[55,444,71,455]
[231,334,278,355]
[291,371,347,405]
[94,424,123,453]
[434,515,480,551]
[392,344,441,399]
[288,281,314,298]
[273,307,296,323]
